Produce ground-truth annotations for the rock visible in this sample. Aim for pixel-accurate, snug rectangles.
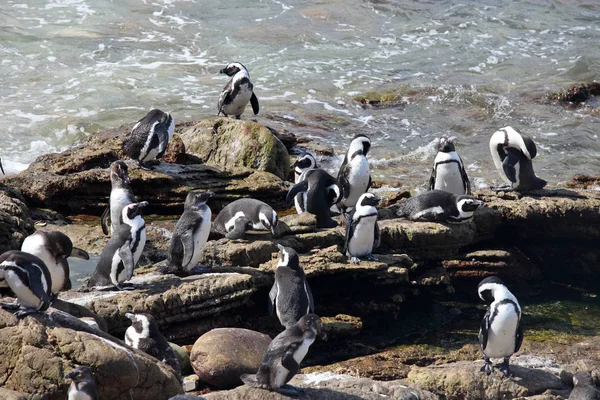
[321,315,363,338]
[182,374,200,392]
[163,134,187,164]
[180,118,290,180]
[280,212,318,234]
[567,174,600,190]
[190,328,272,389]
[0,388,27,400]
[0,184,34,253]
[0,308,182,399]
[171,342,193,376]
[548,82,600,105]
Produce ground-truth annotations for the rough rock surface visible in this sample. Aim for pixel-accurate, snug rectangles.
[0,308,182,400]
[190,328,272,389]
[180,118,290,180]
[0,184,34,253]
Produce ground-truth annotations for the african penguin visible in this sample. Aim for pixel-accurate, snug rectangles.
[163,191,214,275]
[212,198,278,240]
[21,230,89,295]
[217,62,259,119]
[87,201,148,290]
[489,126,547,191]
[240,313,326,396]
[396,190,484,224]
[122,109,174,168]
[65,365,98,400]
[0,250,53,318]
[429,137,471,195]
[478,276,523,378]
[101,160,136,236]
[286,169,341,228]
[124,312,182,380]
[569,371,600,400]
[336,134,372,213]
[344,193,381,264]
[269,244,314,329]
[291,152,318,214]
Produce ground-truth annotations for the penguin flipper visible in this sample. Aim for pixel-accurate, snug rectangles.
[179,233,196,271]
[26,266,52,308]
[286,181,309,206]
[154,123,171,159]
[479,310,490,351]
[59,258,72,291]
[305,280,315,313]
[428,166,436,191]
[118,244,135,282]
[268,282,277,316]
[373,221,381,250]
[226,217,251,240]
[250,92,260,115]
[515,323,523,353]
[343,212,355,255]
[100,206,110,236]
[281,349,300,376]
[502,148,521,184]
[458,155,471,195]
[336,160,351,200]
[218,81,233,115]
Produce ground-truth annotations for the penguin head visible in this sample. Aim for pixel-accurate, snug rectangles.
[65,365,95,382]
[125,312,158,338]
[111,160,130,185]
[357,192,381,208]
[185,191,214,210]
[438,137,456,153]
[259,207,278,235]
[123,201,149,221]
[291,153,317,174]
[348,134,371,158]
[521,135,538,159]
[573,371,594,387]
[456,196,484,213]
[276,244,300,270]
[298,313,327,341]
[220,62,248,77]
[477,276,506,305]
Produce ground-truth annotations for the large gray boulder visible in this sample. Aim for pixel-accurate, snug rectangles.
[0,184,34,253]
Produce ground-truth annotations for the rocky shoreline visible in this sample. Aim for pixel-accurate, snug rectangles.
[1,118,599,399]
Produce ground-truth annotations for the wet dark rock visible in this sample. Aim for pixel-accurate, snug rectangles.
[0,184,34,253]
[163,134,187,164]
[548,82,600,105]
[567,174,600,190]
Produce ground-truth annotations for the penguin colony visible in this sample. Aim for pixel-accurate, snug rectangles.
[1,60,579,397]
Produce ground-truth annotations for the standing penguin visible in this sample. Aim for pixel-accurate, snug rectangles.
[0,250,53,318]
[291,153,318,214]
[396,190,484,224]
[429,137,471,195]
[269,244,314,329]
[87,202,148,290]
[478,276,523,377]
[124,312,182,379]
[163,191,214,275]
[489,126,547,191]
[217,62,259,119]
[240,314,326,396]
[65,366,98,400]
[344,193,380,264]
[286,169,341,228]
[122,109,174,168]
[569,371,600,400]
[101,160,136,236]
[21,230,89,296]
[336,134,372,213]
[212,198,278,240]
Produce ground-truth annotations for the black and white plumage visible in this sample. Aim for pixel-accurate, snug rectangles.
[269,244,314,329]
[291,153,318,214]
[569,371,600,400]
[478,276,523,378]
[212,198,278,240]
[428,137,471,195]
[286,169,341,228]
[489,126,547,191]
[336,134,372,213]
[164,191,214,275]
[101,160,136,236]
[217,62,259,119]
[240,314,326,397]
[344,193,381,264]
[21,230,89,295]
[122,109,174,166]
[65,366,98,400]
[396,190,484,224]
[87,202,148,290]
[0,157,4,175]
[124,313,182,378]
[0,250,53,318]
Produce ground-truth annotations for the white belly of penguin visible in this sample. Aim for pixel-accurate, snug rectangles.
[22,237,63,294]
[485,305,519,359]
[68,387,94,400]
[110,188,133,233]
[274,336,315,388]
[435,163,465,195]
[186,209,212,271]
[348,216,376,257]
[224,84,253,116]
[5,269,43,309]
[343,157,370,208]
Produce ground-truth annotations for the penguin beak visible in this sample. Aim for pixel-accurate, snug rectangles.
[219,67,227,74]
[276,244,285,251]
[125,312,135,321]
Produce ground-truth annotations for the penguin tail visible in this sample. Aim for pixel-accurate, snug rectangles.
[71,248,90,260]
[240,374,260,387]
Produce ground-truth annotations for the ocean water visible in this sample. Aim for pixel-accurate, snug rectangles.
[0,0,598,188]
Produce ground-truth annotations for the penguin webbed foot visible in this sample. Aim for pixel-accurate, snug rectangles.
[490,184,513,192]
[498,358,512,378]
[188,265,212,275]
[350,257,361,265]
[365,254,379,261]
[116,282,136,291]
[49,293,59,304]
[480,358,493,376]
[13,307,40,318]
[1,299,21,311]
[277,384,304,397]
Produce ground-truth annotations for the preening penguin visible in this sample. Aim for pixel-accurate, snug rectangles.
[336,134,372,213]
[269,244,314,329]
[428,137,471,195]
[212,198,278,240]
[344,193,380,264]
[569,371,600,400]
[286,169,341,228]
[396,190,483,224]
[240,314,326,396]
[163,191,214,275]
[291,153,318,214]
[122,109,174,167]
[65,366,98,400]
[124,312,182,378]
[0,250,53,318]
[101,160,136,236]
[478,276,523,377]
[217,62,259,119]
[21,230,89,295]
[87,201,148,290]
[489,126,547,191]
